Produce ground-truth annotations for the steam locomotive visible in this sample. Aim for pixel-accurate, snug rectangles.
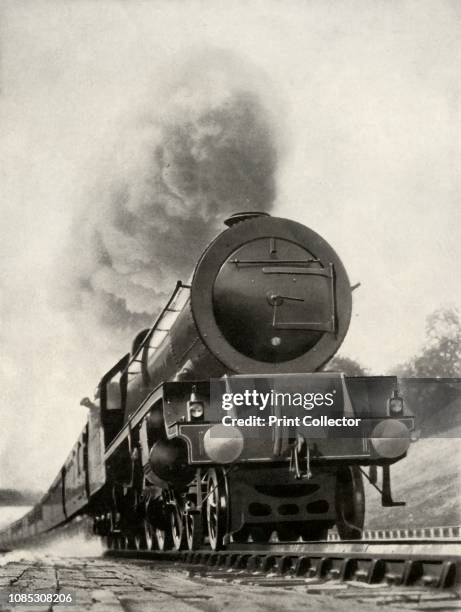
[0,212,415,551]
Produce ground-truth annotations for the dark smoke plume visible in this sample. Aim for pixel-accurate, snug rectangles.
[65,51,282,346]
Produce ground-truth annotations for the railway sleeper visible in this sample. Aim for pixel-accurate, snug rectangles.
[173,551,459,589]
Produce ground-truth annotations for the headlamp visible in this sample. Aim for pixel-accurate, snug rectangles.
[387,390,404,415]
[188,402,204,419]
[187,385,205,421]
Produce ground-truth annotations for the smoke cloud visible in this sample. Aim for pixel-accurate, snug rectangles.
[64,51,282,345]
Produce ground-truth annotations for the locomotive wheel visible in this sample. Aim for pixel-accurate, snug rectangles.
[155,525,173,551]
[170,502,186,551]
[149,491,174,551]
[335,466,365,540]
[185,511,204,551]
[143,520,156,550]
[206,468,228,551]
[134,529,147,550]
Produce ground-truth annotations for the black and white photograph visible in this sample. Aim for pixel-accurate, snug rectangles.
[0,1,460,610]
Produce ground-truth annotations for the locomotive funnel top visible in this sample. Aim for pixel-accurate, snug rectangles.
[224,211,270,226]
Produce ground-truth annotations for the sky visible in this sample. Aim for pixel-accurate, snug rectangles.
[1,0,460,490]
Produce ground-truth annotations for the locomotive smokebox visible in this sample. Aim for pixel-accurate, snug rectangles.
[191,214,353,372]
[224,211,270,226]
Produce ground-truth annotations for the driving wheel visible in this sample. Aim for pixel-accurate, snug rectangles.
[206,468,228,551]
[170,498,186,551]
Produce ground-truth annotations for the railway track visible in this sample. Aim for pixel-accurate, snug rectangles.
[104,540,461,610]
[2,520,460,610]
[4,518,460,608]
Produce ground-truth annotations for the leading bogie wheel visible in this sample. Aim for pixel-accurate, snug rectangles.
[185,509,204,551]
[155,519,173,551]
[134,529,147,550]
[170,502,186,551]
[206,468,228,551]
[143,519,156,550]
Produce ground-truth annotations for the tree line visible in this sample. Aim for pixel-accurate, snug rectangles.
[327,307,461,434]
